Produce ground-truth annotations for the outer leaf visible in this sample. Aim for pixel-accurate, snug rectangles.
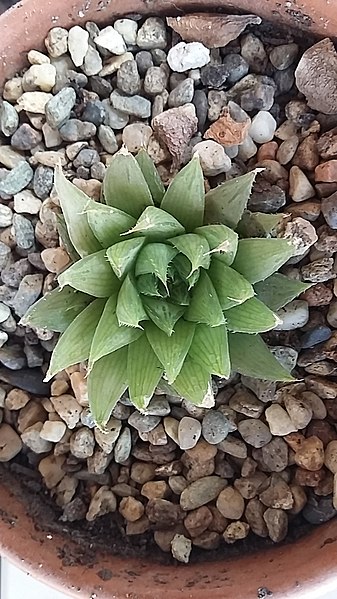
[21,286,92,332]
[45,298,106,380]
[88,348,128,429]
[145,319,195,383]
[194,224,238,266]
[136,149,165,205]
[189,323,230,378]
[56,214,80,262]
[142,296,185,336]
[209,260,254,310]
[89,294,142,369]
[185,271,225,327]
[232,238,293,284]
[225,297,280,333]
[103,149,153,217]
[204,169,261,229]
[116,275,148,328]
[58,250,120,297]
[169,234,210,275]
[161,155,205,231]
[135,243,177,289]
[123,206,185,240]
[86,203,136,248]
[228,332,294,381]
[173,355,211,404]
[106,238,145,278]
[127,335,164,411]
[54,165,102,257]
[237,211,284,238]
[254,273,312,312]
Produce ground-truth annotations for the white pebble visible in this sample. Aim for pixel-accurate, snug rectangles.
[23,64,56,92]
[167,42,210,73]
[94,26,127,55]
[171,534,192,563]
[28,50,50,65]
[275,300,309,330]
[192,140,231,176]
[238,135,257,160]
[68,26,89,67]
[114,19,138,45]
[178,416,201,450]
[40,420,67,442]
[249,111,277,143]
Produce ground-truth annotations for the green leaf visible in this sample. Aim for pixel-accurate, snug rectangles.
[173,355,211,404]
[169,234,210,276]
[56,214,80,263]
[45,298,106,380]
[135,243,177,290]
[89,294,142,369]
[194,224,238,266]
[136,149,165,205]
[86,203,136,248]
[123,206,185,240]
[228,332,294,381]
[88,348,128,429]
[103,149,153,217]
[189,323,230,378]
[237,211,284,238]
[254,273,311,312]
[185,270,225,327]
[137,274,161,297]
[204,169,261,229]
[127,334,163,411]
[161,155,205,231]
[54,165,102,257]
[21,286,92,332]
[116,274,147,328]
[169,280,190,305]
[106,238,145,279]
[209,260,254,310]
[142,296,185,336]
[172,254,200,289]
[232,238,293,284]
[58,250,120,297]
[225,297,280,333]
[145,319,195,383]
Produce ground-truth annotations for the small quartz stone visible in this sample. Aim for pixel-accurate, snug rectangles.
[70,428,95,459]
[249,111,277,144]
[265,405,297,436]
[21,422,53,454]
[114,19,138,45]
[137,18,167,50]
[178,417,202,450]
[192,140,231,176]
[45,27,68,58]
[276,300,309,330]
[40,420,67,442]
[94,26,126,55]
[68,26,89,67]
[23,64,56,92]
[168,42,210,73]
[17,92,52,114]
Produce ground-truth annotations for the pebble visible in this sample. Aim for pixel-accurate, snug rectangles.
[137,18,167,50]
[275,300,309,330]
[261,438,288,472]
[265,405,297,436]
[315,160,337,183]
[59,119,96,142]
[144,395,170,417]
[110,90,151,118]
[40,420,67,442]
[270,43,298,70]
[249,111,277,143]
[128,412,160,434]
[216,486,245,520]
[82,100,105,126]
[12,274,43,317]
[171,534,192,564]
[98,125,118,154]
[192,140,231,176]
[168,42,210,73]
[169,78,194,107]
[223,521,250,544]
[17,91,52,114]
[70,428,95,459]
[45,87,76,129]
[303,494,337,524]
[142,480,168,499]
[294,436,324,471]
[322,192,337,229]
[0,204,12,227]
[21,422,53,454]
[119,496,144,522]
[68,26,89,67]
[94,26,126,55]
[238,135,257,161]
[11,124,42,150]
[136,51,154,75]
[117,60,141,95]
[23,64,56,92]
[3,77,24,102]
[202,410,230,444]
[248,180,285,213]
[241,33,267,73]
[144,66,167,95]
[178,417,202,450]
[263,508,288,542]
[0,101,19,137]
[180,476,226,510]
[200,64,228,88]
[238,419,272,448]
[0,346,26,370]
[51,395,82,428]
[99,52,134,77]
[2,258,30,287]
[86,486,117,521]
[33,165,54,199]
[5,388,30,410]
[324,440,337,473]
[0,303,10,323]
[301,257,335,283]
[114,427,132,463]
[41,248,70,273]
[0,423,23,461]
[114,18,138,45]
[83,45,103,77]
[13,213,35,249]
[0,161,33,196]
[0,146,26,169]
[45,27,69,58]
[222,53,249,84]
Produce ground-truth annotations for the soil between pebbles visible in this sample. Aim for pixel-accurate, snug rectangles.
[1,10,337,565]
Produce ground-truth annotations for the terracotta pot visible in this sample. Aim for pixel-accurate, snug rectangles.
[1,0,337,597]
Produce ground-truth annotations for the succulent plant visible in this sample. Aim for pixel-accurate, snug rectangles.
[23,149,310,429]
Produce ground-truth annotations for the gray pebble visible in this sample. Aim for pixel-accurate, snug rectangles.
[111,402,131,420]
[76,166,90,179]
[114,427,132,464]
[67,70,88,89]
[128,411,160,433]
[151,49,167,66]
[83,44,103,77]
[0,161,33,196]
[178,416,202,450]
[81,100,105,126]
[144,66,167,95]
[11,274,43,317]
[200,64,228,88]
[202,410,231,444]
[222,53,249,84]
[1,258,31,287]
[303,494,337,524]
[90,76,112,99]
[322,192,337,230]
[33,165,54,199]
[110,90,151,118]
[24,343,44,368]
[0,101,19,137]
[168,78,194,108]
[13,214,35,250]
[0,205,13,227]
[136,17,167,50]
[193,90,208,132]
[45,87,76,129]
[81,407,96,428]
[102,99,129,129]
[300,325,332,349]
[240,82,275,112]
[73,148,100,168]
[98,124,118,154]
[0,242,11,270]
[135,51,154,76]
[274,67,295,96]
[90,162,106,181]
[0,345,26,369]
[59,119,96,142]
[248,181,286,213]
[146,396,171,416]
[270,43,298,70]
[11,124,42,151]
[117,60,141,95]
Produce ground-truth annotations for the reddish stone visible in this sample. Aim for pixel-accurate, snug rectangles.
[306,420,337,446]
[294,467,325,487]
[257,141,278,162]
[301,283,333,306]
[315,160,337,183]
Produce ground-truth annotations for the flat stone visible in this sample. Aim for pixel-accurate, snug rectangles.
[180,476,227,510]
[0,423,22,461]
[70,428,95,459]
[110,90,151,118]
[0,100,19,137]
[59,119,96,142]
[45,87,76,129]
[238,419,272,448]
[16,91,52,114]
[229,388,264,419]
[95,26,126,55]
[202,410,230,444]
[167,42,210,73]
[51,395,82,429]
[114,427,132,464]
[0,161,33,196]
[40,420,67,442]
[68,26,89,67]
[265,405,297,436]
[263,508,288,542]
[216,486,245,519]
[178,417,201,450]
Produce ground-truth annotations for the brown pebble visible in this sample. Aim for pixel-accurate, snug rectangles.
[263,508,288,542]
[259,474,293,510]
[119,496,145,522]
[294,436,324,471]
[223,521,250,544]
[184,506,213,537]
[324,440,337,473]
[192,530,220,550]
[289,484,307,514]
[216,486,245,520]
[141,480,169,500]
[245,498,268,537]
[294,467,325,487]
